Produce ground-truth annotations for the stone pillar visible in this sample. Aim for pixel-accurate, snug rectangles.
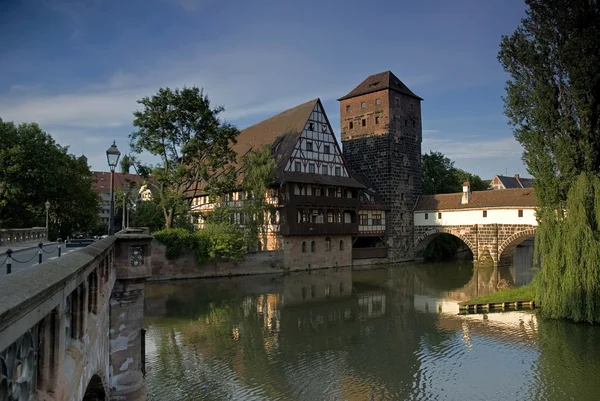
[109,229,152,401]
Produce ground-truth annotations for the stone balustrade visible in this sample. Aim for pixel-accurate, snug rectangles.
[0,227,48,245]
[0,228,152,401]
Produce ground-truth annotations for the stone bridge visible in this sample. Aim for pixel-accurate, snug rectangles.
[0,229,152,401]
[414,224,537,266]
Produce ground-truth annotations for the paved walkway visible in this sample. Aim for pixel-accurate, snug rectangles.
[0,239,57,255]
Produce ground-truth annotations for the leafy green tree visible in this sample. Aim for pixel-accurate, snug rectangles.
[129,87,239,229]
[130,198,165,233]
[498,0,600,321]
[422,151,489,195]
[120,154,134,174]
[0,119,100,238]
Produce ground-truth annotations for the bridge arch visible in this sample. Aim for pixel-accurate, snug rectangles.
[497,228,536,266]
[414,227,476,260]
[83,373,107,400]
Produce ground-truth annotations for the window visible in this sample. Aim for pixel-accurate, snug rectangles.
[327,211,334,223]
[322,164,328,174]
[324,144,330,154]
[361,101,366,109]
[483,210,487,218]
[395,97,400,106]
[410,103,414,111]
[314,186,322,196]
[375,116,380,124]
[376,98,381,105]
[325,237,331,251]
[306,141,313,151]
[340,282,344,294]
[346,105,350,113]
[302,241,307,253]
[295,161,301,172]
[325,284,331,297]
[372,214,382,225]
[309,122,314,131]
[400,213,404,220]
[302,287,307,300]
[401,193,404,201]
[438,212,442,219]
[425,213,429,220]
[311,284,316,298]
[405,119,408,127]
[309,163,315,173]
[361,119,366,127]
[359,214,368,225]
[344,212,352,223]
[518,209,524,218]
[100,177,105,181]
[335,167,341,176]
[311,241,316,252]
[412,120,415,128]
[339,240,344,251]
[328,187,336,197]
[349,121,353,129]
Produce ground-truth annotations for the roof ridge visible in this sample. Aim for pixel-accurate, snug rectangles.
[239,98,319,133]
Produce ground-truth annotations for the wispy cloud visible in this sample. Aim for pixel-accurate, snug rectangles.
[423,129,439,134]
[423,135,522,160]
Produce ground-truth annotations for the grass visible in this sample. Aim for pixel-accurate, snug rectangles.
[461,284,535,305]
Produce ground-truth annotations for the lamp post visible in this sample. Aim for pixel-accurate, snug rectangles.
[45,200,50,239]
[106,141,121,235]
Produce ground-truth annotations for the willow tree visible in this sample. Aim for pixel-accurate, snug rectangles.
[498,0,600,321]
[130,87,239,229]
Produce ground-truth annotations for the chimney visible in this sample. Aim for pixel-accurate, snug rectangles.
[514,174,520,180]
[462,181,471,204]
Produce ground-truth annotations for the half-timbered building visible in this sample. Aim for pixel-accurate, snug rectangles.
[189,98,365,269]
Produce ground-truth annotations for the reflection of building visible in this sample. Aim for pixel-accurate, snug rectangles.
[283,268,353,306]
[357,292,386,319]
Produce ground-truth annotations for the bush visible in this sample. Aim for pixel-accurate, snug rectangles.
[154,223,245,265]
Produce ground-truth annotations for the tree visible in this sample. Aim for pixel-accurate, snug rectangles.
[130,198,165,233]
[498,0,600,322]
[120,154,133,174]
[129,87,240,229]
[422,151,489,195]
[0,119,100,238]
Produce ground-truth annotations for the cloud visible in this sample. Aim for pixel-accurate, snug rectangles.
[423,135,522,161]
[423,129,439,134]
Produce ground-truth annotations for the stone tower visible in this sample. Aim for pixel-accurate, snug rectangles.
[338,71,423,260]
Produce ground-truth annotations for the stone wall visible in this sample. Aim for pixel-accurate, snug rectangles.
[150,239,284,280]
[340,89,422,262]
[282,235,352,270]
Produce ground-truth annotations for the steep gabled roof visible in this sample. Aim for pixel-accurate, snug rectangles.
[493,175,534,189]
[414,188,536,212]
[338,70,423,101]
[232,99,319,177]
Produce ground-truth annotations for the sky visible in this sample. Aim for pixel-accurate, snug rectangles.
[0,0,529,179]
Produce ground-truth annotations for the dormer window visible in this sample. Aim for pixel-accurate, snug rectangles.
[308,122,314,131]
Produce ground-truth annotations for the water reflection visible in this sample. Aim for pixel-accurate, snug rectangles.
[145,247,600,401]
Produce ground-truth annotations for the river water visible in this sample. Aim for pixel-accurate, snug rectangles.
[144,247,600,401]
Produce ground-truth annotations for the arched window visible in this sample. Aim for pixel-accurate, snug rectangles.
[311,241,316,252]
[325,237,331,251]
[339,240,344,251]
[302,241,307,253]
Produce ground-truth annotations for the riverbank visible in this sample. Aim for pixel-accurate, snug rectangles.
[458,284,536,314]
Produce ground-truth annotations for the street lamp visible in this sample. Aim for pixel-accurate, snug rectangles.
[45,200,50,239]
[106,141,121,235]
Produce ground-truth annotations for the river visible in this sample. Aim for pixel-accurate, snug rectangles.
[144,247,600,401]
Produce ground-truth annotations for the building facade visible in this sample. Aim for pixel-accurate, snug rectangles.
[93,172,151,229]
[339,71,423,261]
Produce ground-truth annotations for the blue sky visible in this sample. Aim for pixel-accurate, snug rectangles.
[1,0,528,179]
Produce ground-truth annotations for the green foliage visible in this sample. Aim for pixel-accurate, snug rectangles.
[120,154,134,174]
[465,284,535,305]
[499,1,600,322]
[0,119,100,238]
[129,86,239,229]
[422,151,489,195]
[534,173,600,322]
[498,0,600,209]
[130,199,165,233]
[154,224,244,265]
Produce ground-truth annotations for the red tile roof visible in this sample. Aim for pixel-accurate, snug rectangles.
[414,188,536,211]
[338,70,423,101]
[93,172,145,194]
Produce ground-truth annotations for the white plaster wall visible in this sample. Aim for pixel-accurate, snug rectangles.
[414,208,538,226]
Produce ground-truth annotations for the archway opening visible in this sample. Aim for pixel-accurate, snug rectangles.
[498,233,536,267]
[83,374,106,401]
[417,233,473,262]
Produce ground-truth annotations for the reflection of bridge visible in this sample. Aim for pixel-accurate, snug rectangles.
[413,185,537,265]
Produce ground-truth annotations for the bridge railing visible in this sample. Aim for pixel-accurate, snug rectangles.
[0,229,153,401]
[0,227,47,245]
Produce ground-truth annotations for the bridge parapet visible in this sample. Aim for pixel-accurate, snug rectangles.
[0,227,48,245]
[0,229,152,401]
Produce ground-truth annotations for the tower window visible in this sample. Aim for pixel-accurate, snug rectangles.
[375,116,380,124]
[349,121,353,129]
[410,103,414,111]
[376,98,381,105]
[324,144,330,154]
[405,120,408,127]
[361,119,366,127]
[401,193,404,200]
[295,161,301,172]
[306,141,313,151]
[412,120,415,128]
[395,97,400,106]
[346,105,351,113]
[361,102,366,109]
